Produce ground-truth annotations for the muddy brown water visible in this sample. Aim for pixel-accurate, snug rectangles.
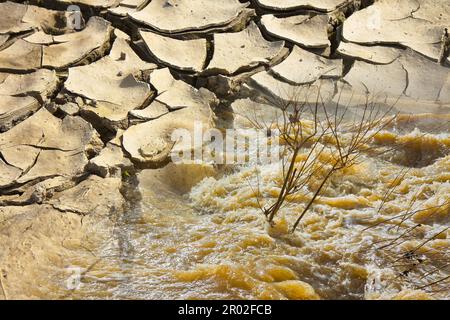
[2,114,449,300]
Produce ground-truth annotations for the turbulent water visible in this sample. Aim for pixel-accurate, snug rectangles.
[8,112,449,300]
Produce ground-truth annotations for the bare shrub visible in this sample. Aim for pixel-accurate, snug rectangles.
[247,88,397,232]
[245,87,449,294]
[364,167,450,296]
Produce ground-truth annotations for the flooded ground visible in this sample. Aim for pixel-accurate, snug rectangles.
[7,112,447,300]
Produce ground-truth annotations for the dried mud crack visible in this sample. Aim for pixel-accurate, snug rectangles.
[0,0,449,300]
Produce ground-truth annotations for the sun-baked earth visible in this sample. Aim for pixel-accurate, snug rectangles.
[0,0,449,300]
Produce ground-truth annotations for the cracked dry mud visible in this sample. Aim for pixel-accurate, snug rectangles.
[0,0,449,300]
